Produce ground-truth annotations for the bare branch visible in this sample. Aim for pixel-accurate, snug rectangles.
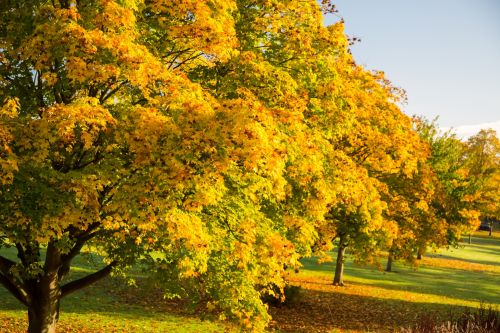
[0,255,29,306]
[99,81,128,104]
[61,261,117,298]
[0,273,28,306]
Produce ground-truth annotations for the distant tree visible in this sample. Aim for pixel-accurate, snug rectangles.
[415,118,482,247]
[288,20,426,283]
[463,129,500,232]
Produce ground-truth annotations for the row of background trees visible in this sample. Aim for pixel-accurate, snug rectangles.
[0,1,499,332]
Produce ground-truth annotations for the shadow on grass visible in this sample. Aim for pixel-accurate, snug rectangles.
[0,276,227,333]
[269,282,476,333]
[0,248,201,332]
[300,257,500,306]
[0,274,190,321]
[427,251,500,267]
[468,238,500,248]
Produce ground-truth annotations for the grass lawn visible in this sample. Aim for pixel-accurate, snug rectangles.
[269,230,500,332]
[0,248,233,333]
[1,230,499,332]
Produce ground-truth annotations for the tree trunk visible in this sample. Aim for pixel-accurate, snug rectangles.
[416,247,423,260]
[386,251,393,272]
[1,240,116,333]
[468,234,472,244]
[333,235,347,286]
[27,273,61,333]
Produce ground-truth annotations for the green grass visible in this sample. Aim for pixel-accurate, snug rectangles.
[1,231,499,332]
[265,231,500,332]
[428,232,500,267]
[299,231,500,308]
[0,247,232,333]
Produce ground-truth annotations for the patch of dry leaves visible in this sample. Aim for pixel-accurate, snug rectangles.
[268,276,451,333]
[420,257,499,274]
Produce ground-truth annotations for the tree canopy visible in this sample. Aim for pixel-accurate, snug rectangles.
[0,1,498,332]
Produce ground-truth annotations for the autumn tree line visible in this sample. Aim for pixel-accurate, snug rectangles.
[0,1,499,332]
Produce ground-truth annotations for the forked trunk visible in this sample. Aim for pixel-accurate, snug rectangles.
[333,234,347,286]
[28,273,61,333]
[1,241,117,333]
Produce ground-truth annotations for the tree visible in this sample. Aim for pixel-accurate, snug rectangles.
[0,1,322,331]
[304,24,425,283]
[463,129,500,228]
[414,118,481,247]
[381,156,447,270]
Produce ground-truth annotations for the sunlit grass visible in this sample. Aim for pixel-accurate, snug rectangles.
[297,233,500,307]
[266,232,500,332]
[1,232,499,332]
[0,247,233,333]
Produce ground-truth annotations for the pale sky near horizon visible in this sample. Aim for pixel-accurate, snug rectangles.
[324,0,500,139]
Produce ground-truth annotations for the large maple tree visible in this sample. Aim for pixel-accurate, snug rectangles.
[0,1,307,332]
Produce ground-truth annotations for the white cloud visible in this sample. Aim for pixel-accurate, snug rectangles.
[441,120,500,140]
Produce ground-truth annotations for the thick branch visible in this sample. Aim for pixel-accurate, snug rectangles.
[15,243,27,266]
[36,70,46,108]
[0,255,29,306]
[61,261,117,298]
[59,226,102,277]
[0,273,28,306]
[99,81,128,104]
[0,255,15,274]
[44,241,62,272]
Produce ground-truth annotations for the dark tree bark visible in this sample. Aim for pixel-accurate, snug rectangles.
[27,274,60,333]
[385,251,393,272]
[333,234,347,286]
[0,239,116,333]
[416,247,424,260]
[25,242,63,333]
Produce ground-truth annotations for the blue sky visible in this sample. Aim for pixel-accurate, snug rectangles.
[324,0,500,138]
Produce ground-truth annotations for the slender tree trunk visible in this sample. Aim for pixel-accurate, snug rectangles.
[416,247,423,260]
[27,272,61,333]
[468,234,472,244]
[386,251,393,272]
[333,234,347,286]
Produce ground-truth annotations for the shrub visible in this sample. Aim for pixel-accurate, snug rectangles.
[402,305,499,333]
[261,284,302,307]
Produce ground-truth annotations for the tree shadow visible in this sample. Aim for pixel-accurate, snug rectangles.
[0,275,192,320]
[0,276,224,333]
[299,257,500,305]
[459,235,500,248]
[427,251,500,267]
[1,266,497,333]
[269,281,477,333]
